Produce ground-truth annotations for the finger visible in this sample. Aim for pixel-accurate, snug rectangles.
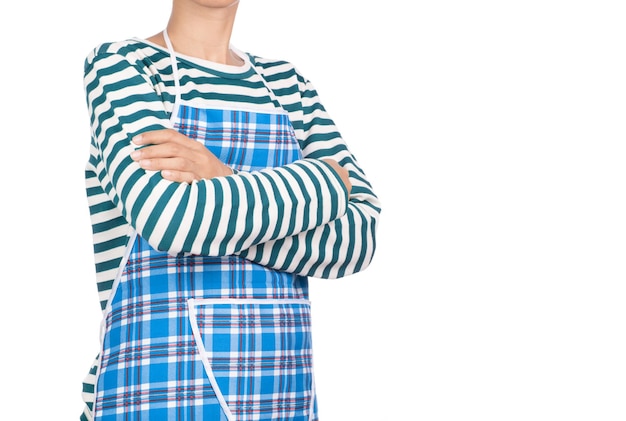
[322,158,352,194]
[161,170,197,184]
[131,142,193,161]
[137,156,193,172]
[131,129,187,147]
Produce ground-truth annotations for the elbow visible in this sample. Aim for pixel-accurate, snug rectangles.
[323,210,380,279]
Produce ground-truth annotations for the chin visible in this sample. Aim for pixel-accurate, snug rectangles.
[184,0,240,8]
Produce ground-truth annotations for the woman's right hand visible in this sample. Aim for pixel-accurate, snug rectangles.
[130,129,233,183]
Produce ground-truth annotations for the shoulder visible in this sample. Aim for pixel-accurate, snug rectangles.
[84,38,165,73]
[246,53,308,85]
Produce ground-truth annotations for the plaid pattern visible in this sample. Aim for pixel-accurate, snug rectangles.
[177,105,302,172]
[189,298,315,420]
[94,105,317,420]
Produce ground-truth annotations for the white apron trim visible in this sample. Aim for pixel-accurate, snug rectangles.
[187,298,236,421]
[93,228,138,420]
[163,30,181,125]
[187,297,316,421]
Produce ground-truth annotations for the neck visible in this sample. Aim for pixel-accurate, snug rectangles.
[164,0,241,65]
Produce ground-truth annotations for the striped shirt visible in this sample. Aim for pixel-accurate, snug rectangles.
[82,37,381,421]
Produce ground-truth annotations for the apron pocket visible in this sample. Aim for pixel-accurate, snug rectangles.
[187,298,316,421]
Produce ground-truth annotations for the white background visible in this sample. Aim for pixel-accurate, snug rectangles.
[1,1,625,420]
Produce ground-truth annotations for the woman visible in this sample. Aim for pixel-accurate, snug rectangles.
[81,0,381,419]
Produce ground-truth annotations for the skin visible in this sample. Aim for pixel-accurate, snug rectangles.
[132,0,351,194]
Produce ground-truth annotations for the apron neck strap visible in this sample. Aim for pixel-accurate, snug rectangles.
[163,29,181,124]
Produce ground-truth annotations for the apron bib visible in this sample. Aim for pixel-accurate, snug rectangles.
[93,31,317,421]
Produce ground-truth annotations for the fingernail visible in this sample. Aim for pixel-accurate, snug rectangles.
[131,134,143,146]
[130,150,140,160]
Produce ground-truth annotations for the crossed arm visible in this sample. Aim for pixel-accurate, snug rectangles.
[86,47,379,278]
[129,129,352,194]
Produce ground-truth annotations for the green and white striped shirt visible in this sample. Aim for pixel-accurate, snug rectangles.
[84,38,381,310]
[81,37,381,420]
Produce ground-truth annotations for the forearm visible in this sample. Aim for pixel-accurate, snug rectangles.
[98,144,348,256]
[236,152,380,279]
[237,194,380,278]
[233,68,382,278]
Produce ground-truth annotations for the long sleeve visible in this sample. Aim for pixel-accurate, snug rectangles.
[85,46,349,258]
[237,65,381,279]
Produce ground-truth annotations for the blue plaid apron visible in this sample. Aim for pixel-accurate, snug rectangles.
[93,31,317,421]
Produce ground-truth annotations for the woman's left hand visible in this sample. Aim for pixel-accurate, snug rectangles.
[130,129,233,183]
